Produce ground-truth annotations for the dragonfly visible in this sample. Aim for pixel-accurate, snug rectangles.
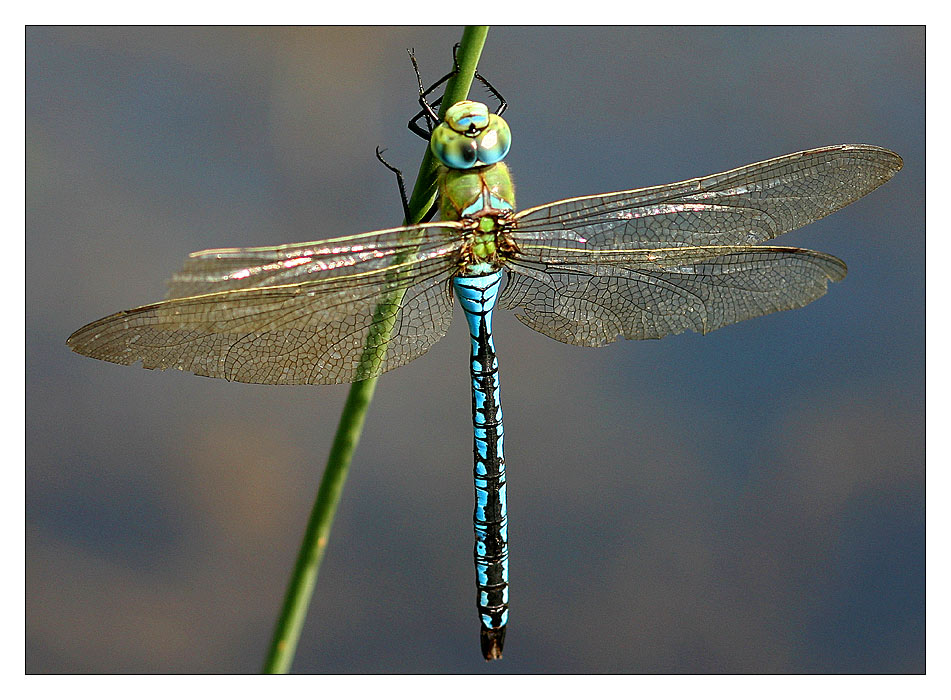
[67,68,902,660]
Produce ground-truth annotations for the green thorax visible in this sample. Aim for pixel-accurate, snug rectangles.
[438,162,517,275]
[438,161,516,222]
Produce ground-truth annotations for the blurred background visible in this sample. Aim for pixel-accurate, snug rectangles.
[26,26,924,673]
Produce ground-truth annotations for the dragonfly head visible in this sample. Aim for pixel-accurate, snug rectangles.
[430,100,511,170]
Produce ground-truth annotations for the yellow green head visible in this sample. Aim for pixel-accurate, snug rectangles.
[430,100,512,170]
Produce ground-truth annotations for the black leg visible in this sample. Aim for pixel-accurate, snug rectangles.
[407,44,508,141]
[375,147,411,223]
[408,96,442,141]
[408,46,457,141]
[375,147,439,224]
[473,71,507,117]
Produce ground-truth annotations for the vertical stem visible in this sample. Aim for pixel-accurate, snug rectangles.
[262,26,490,674]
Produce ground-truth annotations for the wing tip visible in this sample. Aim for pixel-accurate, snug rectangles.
[831,143,903,176]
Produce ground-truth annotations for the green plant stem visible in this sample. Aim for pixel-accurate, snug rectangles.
[262,26,490,674]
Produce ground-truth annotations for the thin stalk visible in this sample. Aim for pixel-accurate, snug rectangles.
[262,26,490,674]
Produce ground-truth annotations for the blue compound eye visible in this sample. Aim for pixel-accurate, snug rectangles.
[475,114,511,165]
[431,123,478,169]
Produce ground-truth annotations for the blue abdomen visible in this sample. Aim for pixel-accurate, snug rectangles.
[453,271,509,660]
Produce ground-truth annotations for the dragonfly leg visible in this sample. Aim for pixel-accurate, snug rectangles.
[473,71,507,117]
[374,147,412,222]
[408,47,451,140]
[375,147,438,224]
[408,94,443,141]
[408,44,507,139]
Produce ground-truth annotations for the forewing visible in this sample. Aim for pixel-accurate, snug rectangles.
[511,144,901,253]
[165,223,461,297]
[500,247,847,346]
[68,224,462,384]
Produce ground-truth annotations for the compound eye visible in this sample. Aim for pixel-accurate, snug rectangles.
[430,122,478,169]
[445,100,490,133]
[475,114,512,165]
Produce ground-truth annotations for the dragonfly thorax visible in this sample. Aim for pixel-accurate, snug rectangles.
[439,160,516,218]
[438,156,518,277]
[431,101,511,170]
[456,208,518,276]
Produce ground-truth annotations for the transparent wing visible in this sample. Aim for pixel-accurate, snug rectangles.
[68,224,464,384]
[500,144,897,345]
[511,145,902,254]
[500,246,846,346]
[165,223,462,297]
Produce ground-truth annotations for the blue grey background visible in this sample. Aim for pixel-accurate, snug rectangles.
[27,26,924,673]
